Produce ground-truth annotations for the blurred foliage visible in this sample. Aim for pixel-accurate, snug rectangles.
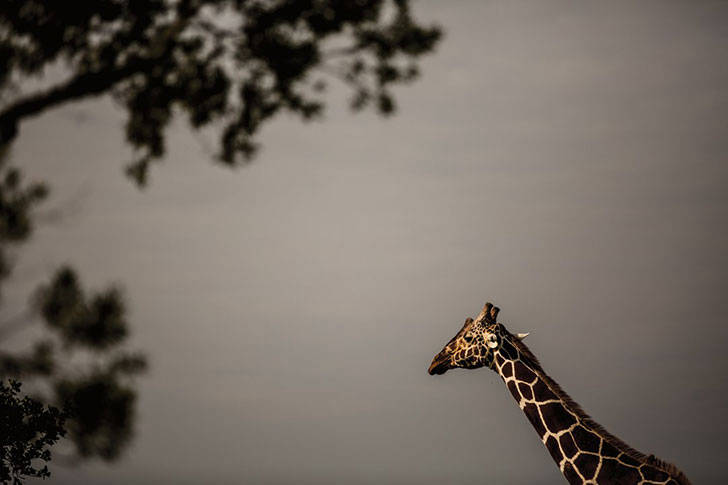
[0,0,441,185]
[38,268,128,350]
[0,155,146,472]
[56,370,140,460]
[0,379,67,484]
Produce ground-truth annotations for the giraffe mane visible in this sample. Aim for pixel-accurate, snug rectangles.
[505,331,692,485]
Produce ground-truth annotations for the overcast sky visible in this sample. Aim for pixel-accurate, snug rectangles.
[5,1,728,483]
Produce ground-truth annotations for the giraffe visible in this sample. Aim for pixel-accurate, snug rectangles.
[428,302,691,485]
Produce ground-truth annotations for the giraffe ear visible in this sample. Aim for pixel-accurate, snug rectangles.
[516,332,530,340]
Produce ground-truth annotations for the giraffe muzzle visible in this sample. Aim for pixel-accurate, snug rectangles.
[428,352,451,375]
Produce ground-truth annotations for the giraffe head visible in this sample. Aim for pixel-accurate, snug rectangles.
[428,302,528,375]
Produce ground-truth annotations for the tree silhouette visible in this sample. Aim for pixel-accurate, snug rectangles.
[1,379,67,484]
[0,0,441,185]
[0,0,441,478]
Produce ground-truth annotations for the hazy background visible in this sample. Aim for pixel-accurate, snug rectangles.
[5,1,728,483]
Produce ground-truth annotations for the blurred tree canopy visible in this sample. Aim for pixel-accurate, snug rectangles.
[0,0,440,479]
[0,0,440,185]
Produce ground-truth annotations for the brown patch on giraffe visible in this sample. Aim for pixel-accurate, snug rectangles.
[501,361,513,378]
[498,339,519,360]
[572,425,601,453]
[531,379,557,401]
[513,361,536,382]
[597,458,641,483]
[517,382,533,400]
[506,380,521,401]
[574,453,600,480]
[619,452,641,467]
[544,436,562,464]
[539,402,576,434]
[601,440,620,457]
[559,433,578,459]
[562,463,582,485]
[522,402,546,437]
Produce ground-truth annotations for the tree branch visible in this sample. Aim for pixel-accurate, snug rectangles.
[0,58,156,146]
[0,17,194,147]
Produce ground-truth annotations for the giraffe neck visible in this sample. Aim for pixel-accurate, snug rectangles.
[491,338,689,485]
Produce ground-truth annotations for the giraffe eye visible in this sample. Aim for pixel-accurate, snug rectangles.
[486,333,499,349]
[463,332,474,343]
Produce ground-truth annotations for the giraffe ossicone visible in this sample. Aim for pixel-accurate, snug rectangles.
[428,302,691,485]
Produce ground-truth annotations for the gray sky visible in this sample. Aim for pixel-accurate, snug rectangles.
[5,1,728,483]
